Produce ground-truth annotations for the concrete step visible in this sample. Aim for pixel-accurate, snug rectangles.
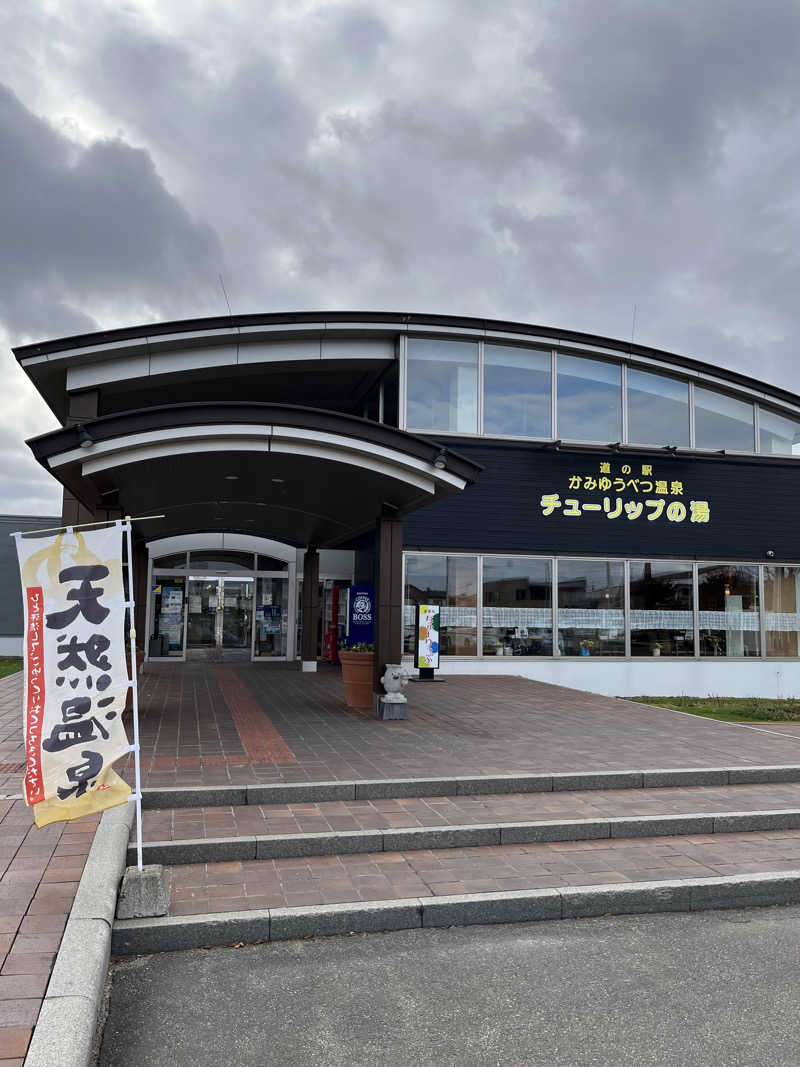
[139,764,800,808]
[113,825,800,955]
[129,780,800,865]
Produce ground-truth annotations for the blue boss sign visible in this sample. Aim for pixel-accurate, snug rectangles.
[347,585,374,644]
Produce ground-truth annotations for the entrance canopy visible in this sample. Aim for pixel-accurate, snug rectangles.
[28,402,481,546]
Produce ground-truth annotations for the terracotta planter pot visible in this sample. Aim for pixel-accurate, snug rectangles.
[339,650,375,709]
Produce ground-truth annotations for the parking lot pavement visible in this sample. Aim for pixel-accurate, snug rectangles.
[99,904,800,1067]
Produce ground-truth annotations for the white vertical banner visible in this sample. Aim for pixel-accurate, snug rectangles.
[16,523,132,827]
[416,604,441,669]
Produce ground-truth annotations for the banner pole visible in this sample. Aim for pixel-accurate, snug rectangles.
[10,513,165,538]
[123,518,144,872]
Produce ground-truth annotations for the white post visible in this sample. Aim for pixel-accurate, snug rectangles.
[123,518,144,872]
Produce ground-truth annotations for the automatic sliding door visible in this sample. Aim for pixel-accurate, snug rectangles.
[187,580,218,648]
[221,579,253,649]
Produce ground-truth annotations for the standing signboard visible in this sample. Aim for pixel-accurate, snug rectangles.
[346,585,375,645]
[15,524,133,827]
[416,603,440,679]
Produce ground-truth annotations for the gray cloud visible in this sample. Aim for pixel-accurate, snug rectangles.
[0,82,224,341]
[3,0,800,510]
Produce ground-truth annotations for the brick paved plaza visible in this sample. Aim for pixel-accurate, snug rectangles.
[126,661,800,787]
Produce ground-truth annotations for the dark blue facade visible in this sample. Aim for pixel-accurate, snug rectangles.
[403,441,800,562]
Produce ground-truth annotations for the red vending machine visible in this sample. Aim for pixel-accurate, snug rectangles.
[322,583,340,662]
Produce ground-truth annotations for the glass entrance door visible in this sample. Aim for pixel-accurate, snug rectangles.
[186,577,254,654]
[187,579,218,649]
[221,579,253,649]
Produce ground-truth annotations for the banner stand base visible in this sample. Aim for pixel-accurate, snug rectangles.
[377,697,408,721]
[116,863,170,919]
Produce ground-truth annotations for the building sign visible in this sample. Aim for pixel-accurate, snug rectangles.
[402,444,799,561]
[15,525,132,827]
[417,604,440,669]
[539,460,710,525]
[347,585,374,644]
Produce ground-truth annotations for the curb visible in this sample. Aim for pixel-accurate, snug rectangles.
[140,764,800,808]
[127,808,800,866]
[25,800,135,1067]
[111,868,800,956]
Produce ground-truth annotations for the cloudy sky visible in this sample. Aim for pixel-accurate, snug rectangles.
[3,0,800,512]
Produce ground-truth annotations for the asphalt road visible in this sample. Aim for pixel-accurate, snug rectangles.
[98,907,800,1067]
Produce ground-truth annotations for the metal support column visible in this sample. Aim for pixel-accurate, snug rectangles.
[301,547,320,672]
[132,538,148,655]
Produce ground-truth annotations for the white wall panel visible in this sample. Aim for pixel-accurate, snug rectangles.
[149,345,237,376]
[237,340,321,364]
[67,355,150,390]
[425,657,800,699]
[320,339,394,360]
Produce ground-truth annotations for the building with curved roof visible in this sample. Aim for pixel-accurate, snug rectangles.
[15,311,800,699]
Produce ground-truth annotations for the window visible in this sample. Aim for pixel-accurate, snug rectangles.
[699,564,760,656]
[401,553,800,662]
[482,557,552,656]
[381,362,399,427]
[406,339,478,433]
[694,388,754,451]
[256,555,289,572]
[483,345,550,437]
[404,554,477,655]
[764,566,800,657]
[557,355,621,441]
[629,561,694,656]
[759,406,800,456]
[557,559,625,655]
[188,550,254,572]
[255,576,290,657]
[627,369,690,447]
[153,552,188,570]
[149,577,186,657]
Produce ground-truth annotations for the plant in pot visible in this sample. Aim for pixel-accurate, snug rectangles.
[339,641,375,709]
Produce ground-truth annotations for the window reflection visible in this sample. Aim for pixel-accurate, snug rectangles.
[404,554,477,655]
[406,339,478,433]
[484,346,550,437]
[557,559,625,656]
[627,369,690,447]
[694,388,754,451]
[629,561,694,656]
[482,557,552,656]
[557,355,621,441]
[764,566,800,656]
[699,564,760,656]
[759,406,800,456]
